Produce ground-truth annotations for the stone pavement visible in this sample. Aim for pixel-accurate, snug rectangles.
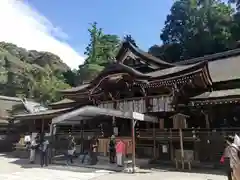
[93,171,227,180]
[0,154,228,180]
[0,154,112,180]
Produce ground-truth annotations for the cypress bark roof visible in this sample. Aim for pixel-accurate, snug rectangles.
[176,48,240,83]
[116,41,175,68]
[191,89,240,100]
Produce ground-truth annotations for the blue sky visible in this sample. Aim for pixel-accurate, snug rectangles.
[28,0,173,54]
[0,1,233,68]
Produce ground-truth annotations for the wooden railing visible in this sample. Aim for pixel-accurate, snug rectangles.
[56,129,101,140]
[138,128,240,139]
[98,95,173,113]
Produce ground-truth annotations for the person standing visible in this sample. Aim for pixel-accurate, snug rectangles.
[66,136,76,165]
[29,137,38,164]
[90,137,98,165]
[40,135,49,167]
[116,139,126,167]
[224,135,240,180]
[82,137,91,164]
[24,133,31,149]
[109,135,116,163]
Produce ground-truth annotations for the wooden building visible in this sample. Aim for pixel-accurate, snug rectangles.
[13,40,240,166]
[0,96,41,151]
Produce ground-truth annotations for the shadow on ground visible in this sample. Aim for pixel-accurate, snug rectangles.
[0,153,100,173]
[144,163,226,176]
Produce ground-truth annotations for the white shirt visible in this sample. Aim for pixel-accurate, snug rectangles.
[31,140,37,146]
[24,135,31,143]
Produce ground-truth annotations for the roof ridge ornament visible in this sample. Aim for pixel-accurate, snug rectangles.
[123,34,138,47]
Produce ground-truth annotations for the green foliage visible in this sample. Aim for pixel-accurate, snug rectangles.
[31,67,70,104]
[78,22,120,82]
[150,0,239,62]
[0,42,71,104]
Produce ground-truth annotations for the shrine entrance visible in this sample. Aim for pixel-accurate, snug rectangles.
[51,105,157,172]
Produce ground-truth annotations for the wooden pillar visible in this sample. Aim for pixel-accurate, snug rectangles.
[153,122,156,159]
[49,124,53,164]
[131,118,136,173]
[205,112,210,129]
[41,119,44,135]
[202,110,210,136]
[80,120,84,153]
[170,129,174,161]
[159,118,164,129]
[170,113,188,170]
[179,128,184,169]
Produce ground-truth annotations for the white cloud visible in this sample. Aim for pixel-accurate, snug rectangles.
[0,0,85,69]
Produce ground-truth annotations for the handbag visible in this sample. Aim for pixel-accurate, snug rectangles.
[220,155,225,164]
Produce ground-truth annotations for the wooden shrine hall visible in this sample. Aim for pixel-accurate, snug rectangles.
[12,39,240,168]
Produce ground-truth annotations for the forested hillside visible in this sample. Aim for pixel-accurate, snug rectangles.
[0,41,70,104]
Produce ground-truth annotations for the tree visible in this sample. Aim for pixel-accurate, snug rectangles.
[4,56,16,96]
[78,22,120,83]
[62,69,79,87]
[159,0,234,61]
[148,43,182,63]
[32,67,70,104]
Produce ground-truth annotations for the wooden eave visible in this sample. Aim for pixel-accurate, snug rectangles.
[175,48,240,83]
[49,102,77,110]
[189,98,240,106]
[61,65,150,100]
[62,62,212,101]
[58,83,91,94]
[116,41,175,69]
[59,62,149,96]
[176,48,240,65]
[147,61,208,80]
[49,99,79,109]
[189,88,240,106]
[13,108,72,121]
[140,62,212,88]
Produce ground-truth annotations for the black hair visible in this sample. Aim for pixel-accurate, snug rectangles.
[225,135,234,144]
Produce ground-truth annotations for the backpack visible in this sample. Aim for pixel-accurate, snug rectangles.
[109,140,115,150]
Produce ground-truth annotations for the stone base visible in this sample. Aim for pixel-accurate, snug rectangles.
[123,166,139,173]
